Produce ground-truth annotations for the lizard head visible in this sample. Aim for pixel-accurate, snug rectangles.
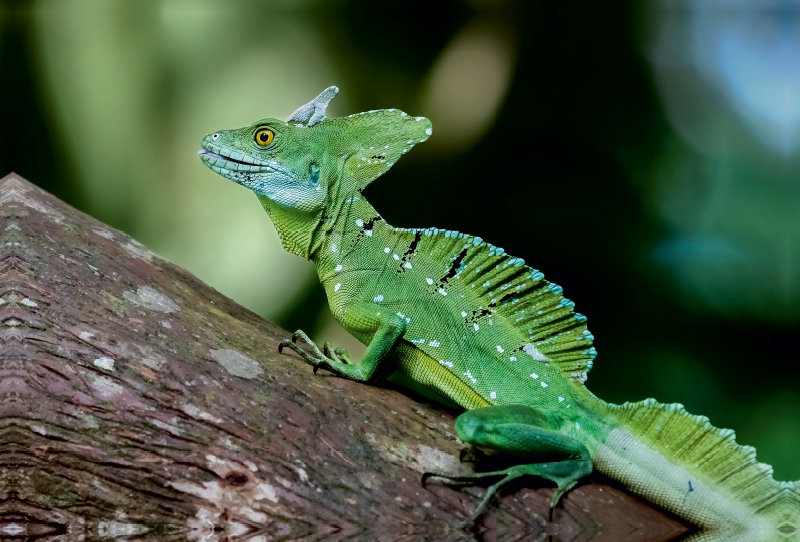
[198,86,432,214]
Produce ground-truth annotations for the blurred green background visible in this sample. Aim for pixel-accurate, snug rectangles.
[2,0,799,480]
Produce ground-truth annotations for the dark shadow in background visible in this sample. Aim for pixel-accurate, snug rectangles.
[0,0,80,205]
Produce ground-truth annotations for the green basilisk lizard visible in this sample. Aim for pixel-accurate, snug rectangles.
[199,86,797,541]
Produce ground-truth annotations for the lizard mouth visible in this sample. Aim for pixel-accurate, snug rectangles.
[198,148,241,164]
[197,146,271,171]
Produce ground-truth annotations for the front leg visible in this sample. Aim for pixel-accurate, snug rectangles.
[278,305,406,382]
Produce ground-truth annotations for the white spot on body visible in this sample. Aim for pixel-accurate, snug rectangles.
[426,278,434,285]
[373,294,384,302]
[439,360,454,367]
[558,396,565,402]
[496,345,504,353]
[384,247,391,253]
[523,343,549,362]
[355,219,364,227]
[473,323,480,331]
[331,243,339,253]
[530,373,539,379]
[541,381,548,388]
[335,264,343,271]
[461,311,468,317]
[464,370,477,384]
[79,331,94,340]
[438,288,448,296]
[403,262,412,269]
[365,230,373,236]
[429,340,441,347]
[489,391,497,399]
[20,298,37,307]
[393,254,400,260]
[161,320,172,329]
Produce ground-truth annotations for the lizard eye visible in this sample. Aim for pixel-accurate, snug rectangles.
[255,129,274,146]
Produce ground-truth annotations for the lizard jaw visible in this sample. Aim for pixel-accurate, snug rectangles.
[197,146,272,173]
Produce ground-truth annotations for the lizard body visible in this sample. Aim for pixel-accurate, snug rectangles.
[199,87,798,541]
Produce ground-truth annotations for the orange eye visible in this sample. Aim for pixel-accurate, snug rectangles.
[255,129,274,146]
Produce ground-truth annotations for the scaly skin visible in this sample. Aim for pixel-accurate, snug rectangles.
[199,87,799,541]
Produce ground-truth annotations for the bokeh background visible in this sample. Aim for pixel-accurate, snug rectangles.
[2,0,799,479]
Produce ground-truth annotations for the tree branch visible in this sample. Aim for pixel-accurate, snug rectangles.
[0,173,688,541]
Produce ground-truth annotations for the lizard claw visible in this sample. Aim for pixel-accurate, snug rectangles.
[278,328,356,378]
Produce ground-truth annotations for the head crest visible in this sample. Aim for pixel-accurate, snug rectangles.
[286,86,339,127]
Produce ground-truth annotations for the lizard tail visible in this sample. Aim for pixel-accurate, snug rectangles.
[593,398,798,541]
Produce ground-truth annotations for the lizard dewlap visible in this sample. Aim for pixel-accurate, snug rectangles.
[199,86,798,541]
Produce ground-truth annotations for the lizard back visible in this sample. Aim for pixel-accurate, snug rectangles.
[320,202,596,409]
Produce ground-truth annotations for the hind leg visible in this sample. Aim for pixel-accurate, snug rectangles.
[423,404,592,525]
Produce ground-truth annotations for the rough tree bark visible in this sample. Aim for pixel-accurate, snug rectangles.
[0,173,689,542]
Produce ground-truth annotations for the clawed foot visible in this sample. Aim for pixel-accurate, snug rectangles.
[422,468,512,528]
[278,329,352,375]
[422,459,590,528]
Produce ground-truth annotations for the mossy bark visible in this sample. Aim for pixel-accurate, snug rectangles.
[0,173,688,541]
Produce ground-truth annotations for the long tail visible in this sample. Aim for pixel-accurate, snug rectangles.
[591,398,798,542]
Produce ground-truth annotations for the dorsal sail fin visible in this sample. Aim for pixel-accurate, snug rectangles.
[386,225,596,383]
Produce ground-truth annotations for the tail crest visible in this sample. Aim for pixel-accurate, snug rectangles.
[596,398,798,539]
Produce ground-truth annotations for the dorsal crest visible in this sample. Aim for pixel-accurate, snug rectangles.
[399,227,597,383]
[283,87,433,191]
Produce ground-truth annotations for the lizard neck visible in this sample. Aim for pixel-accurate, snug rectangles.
[309,190,381,282]
[255,154,354,260]
[255,194,323,259]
